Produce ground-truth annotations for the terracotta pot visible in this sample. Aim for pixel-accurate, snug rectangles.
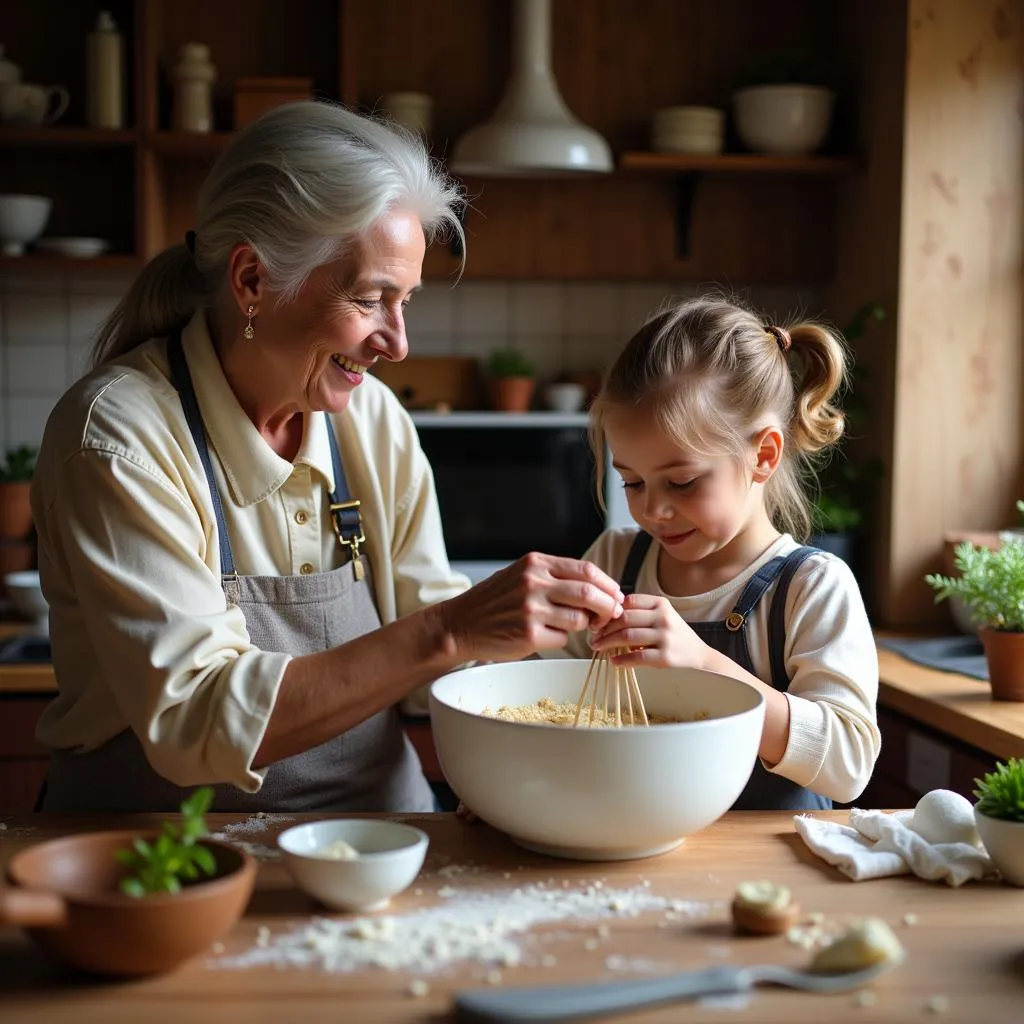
[0,831,256,976]
[0,540,34,576]
[0,481,33,542]
[489,376,535,413]
[979,628,1024,701]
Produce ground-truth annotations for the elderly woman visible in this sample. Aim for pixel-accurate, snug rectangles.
[31,102,623,813]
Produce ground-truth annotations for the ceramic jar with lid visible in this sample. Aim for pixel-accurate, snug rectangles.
[171,42,216,133]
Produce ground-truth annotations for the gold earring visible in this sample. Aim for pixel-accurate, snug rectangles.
[243,305,255,340]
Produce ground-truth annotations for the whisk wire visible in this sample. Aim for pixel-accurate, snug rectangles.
[574,648,649,728]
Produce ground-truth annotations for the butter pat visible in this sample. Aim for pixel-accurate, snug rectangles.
[734,880,792,913]
[810,918,905,973]
[311,838,360,860]
[731,879,800,935]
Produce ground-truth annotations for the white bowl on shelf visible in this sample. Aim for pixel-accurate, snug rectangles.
[732,85,835,156]
[36,237,110,259]
[4,570,48,634]
[0,194,52,256]
[429,659,765,861]
[277,819,429,911]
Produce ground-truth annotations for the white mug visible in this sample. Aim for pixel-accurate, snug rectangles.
[0,82,70,125]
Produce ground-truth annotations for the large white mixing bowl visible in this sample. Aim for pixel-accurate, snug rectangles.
[430,659,765,861]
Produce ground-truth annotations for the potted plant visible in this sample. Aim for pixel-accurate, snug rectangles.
[973,758,1024,886]
[810,303,886,573]
[0,786,256,976]
[732,53,836,156]
[0,444,37,576]
[925,535,1024,701]
[486,347,536,413]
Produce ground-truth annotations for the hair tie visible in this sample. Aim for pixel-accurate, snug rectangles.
[766,325,791,353]
[184,230,197,255]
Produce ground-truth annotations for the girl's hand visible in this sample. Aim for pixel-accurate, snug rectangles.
[588,593,710,670]
[441,553,624,663]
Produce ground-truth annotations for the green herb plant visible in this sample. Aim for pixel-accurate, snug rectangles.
[974,758,1024,822]
[0,445,37,483]
[924,532,1024,632]
[811,303,886,536]
[486,347,535,379]
[116,786,217,897]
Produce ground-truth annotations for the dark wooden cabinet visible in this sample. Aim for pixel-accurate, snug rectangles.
[0,695,49,812]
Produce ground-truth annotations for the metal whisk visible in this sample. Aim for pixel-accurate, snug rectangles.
[572,649,649,728]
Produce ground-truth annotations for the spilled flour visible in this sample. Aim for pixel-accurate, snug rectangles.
[213,880,714,976]
[208,812,295,861]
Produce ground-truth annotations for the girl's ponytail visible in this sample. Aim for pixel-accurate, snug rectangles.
[786,322,848,457]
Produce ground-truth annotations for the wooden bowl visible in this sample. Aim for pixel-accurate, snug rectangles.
[0,831,256,975]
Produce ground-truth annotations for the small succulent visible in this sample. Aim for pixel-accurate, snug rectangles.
[486,347,535,379]
[0,445,37,483]
[974,758,1024,822]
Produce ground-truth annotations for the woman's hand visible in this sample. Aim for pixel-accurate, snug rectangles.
[440,552,623,663]
[588,593,711,670]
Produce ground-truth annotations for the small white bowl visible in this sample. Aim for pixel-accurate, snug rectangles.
[0,194,52,256]
[4,569,48,634]
[36,237,110,259]
[278,819,429,911]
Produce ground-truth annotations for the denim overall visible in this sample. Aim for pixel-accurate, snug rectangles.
[41,330,433,813]
[619,532,831,811]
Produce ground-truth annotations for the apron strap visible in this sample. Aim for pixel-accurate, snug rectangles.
[767,546,820,690]
[722,555,788,632]
[323,413,365,566]
[618,530,654,596]
[166,330,237,578]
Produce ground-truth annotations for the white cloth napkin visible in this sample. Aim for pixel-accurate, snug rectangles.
[794,807,997,887]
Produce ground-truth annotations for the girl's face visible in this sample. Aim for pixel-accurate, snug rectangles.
[603,411,772,566]
[254,207,425,414]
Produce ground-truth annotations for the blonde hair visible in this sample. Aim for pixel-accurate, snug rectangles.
[590,295,848,540]
[92,101,465,367]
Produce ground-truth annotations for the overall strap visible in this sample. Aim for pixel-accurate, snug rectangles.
[767,546,820,689]
[722,556,787,632]
[166,331,236,578]
[323,413,365,573]
[619,531,654,596]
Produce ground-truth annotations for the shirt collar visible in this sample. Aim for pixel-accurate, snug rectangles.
[180,313,336,507]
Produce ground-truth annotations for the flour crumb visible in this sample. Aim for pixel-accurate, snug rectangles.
[407,979,429,998]
[596,925,610,938]
[211,942,225,955]
[902,912,918,926]
[256,926,271,948]
[503,872,512,880]
[485,969,502,985]
[854,990,877,1008]
[413,888,423,896]
[540,954,558,967]
[583,939,600,951]
[437,886,457,898]
[927,995,950,1014]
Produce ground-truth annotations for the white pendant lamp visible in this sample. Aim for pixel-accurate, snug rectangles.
[450,0,613,177]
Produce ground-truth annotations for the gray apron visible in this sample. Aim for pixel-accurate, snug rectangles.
[619,532,832,811]
[41,331,434,814]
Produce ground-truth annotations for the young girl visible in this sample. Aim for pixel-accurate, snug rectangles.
[576,295,880,811]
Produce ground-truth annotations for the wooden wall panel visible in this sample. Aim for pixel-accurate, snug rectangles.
[886,0,1024,625]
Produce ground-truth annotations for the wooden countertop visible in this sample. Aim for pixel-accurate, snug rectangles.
[1,810,1021,1021]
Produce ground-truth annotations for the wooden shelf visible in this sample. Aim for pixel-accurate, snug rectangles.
[619,152,856,175]
[0,254,140,272]
[146,132,234,161]
[0,127,138,149]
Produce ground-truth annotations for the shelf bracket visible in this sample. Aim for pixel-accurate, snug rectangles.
[673,171,701,260]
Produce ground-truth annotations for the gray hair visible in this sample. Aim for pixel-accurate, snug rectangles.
[92,101,465,366]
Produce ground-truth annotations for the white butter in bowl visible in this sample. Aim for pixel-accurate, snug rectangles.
[278,819,428,911]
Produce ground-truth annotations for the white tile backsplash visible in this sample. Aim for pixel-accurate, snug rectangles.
[0,269,822,453]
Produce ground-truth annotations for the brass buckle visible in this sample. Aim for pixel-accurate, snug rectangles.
[330,499,366,580]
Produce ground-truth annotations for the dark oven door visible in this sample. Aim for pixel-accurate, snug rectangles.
[416,424,604,561]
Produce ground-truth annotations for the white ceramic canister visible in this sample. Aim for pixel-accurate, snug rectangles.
[172,43,217,133]
[86,11,124,129]
[381,91,433,136]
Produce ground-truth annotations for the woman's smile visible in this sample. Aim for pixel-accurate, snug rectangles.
[331,353,373,385]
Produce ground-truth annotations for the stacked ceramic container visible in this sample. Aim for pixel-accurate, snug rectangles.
[651,106,725,155]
